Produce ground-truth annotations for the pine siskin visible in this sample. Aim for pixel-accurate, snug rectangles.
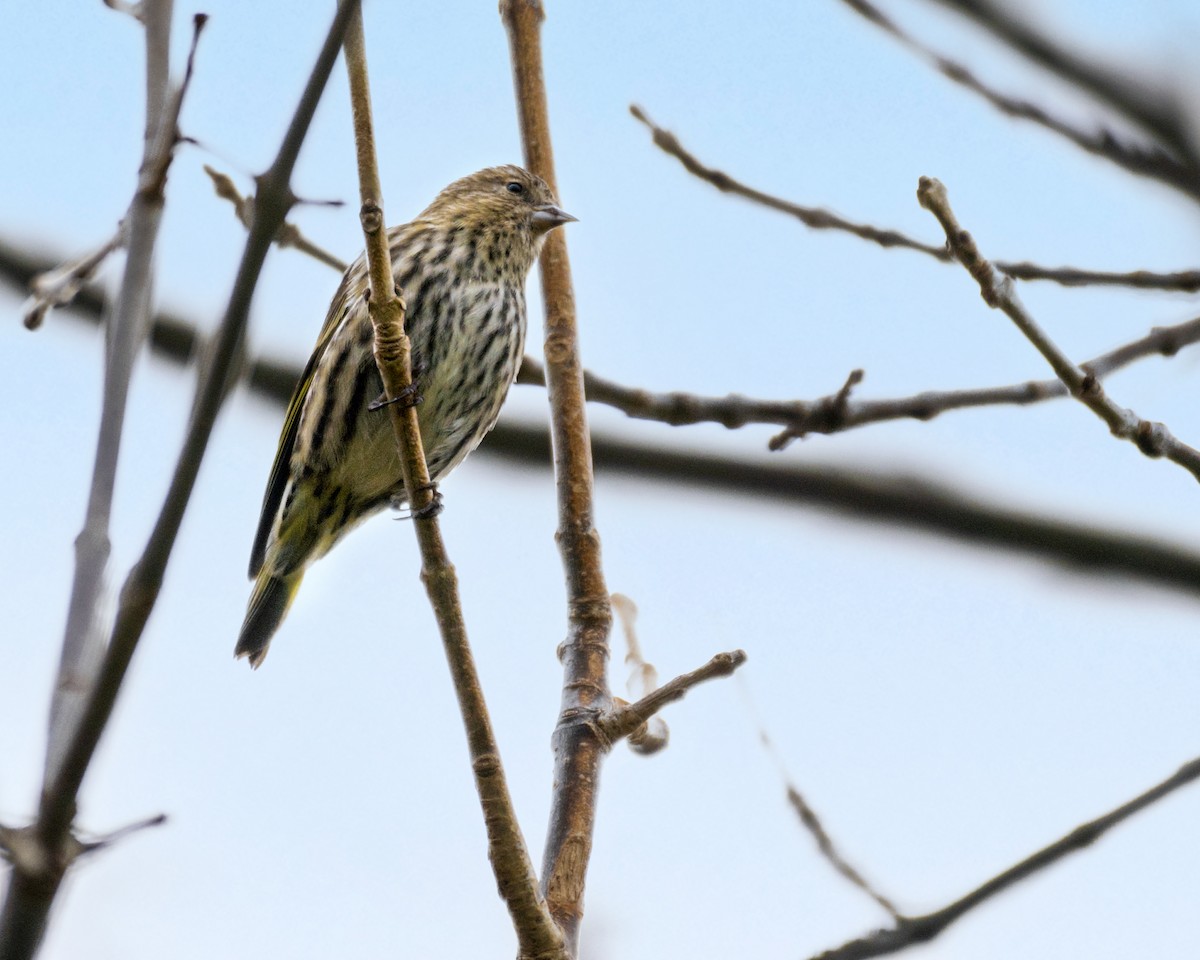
[236,165,575,667]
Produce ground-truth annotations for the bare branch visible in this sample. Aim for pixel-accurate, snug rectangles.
[918,176,1200,483]
[0,8,357,959]
[810,756,1200,960]
[739,684,901,919]
[632,106,1200,291]
[12,235,1199,448]
[43,3,196,795]
[22,225,128,330]
[203,164,349,272]
[501,2,614,955]
[8,246,1200,600]
[338,7,565,959]
[837,0,1200,199]
[598,650,747,746]
[922,0,1200,201]
[517,314,1200,443]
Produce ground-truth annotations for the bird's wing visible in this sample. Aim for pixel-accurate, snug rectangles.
[247,271,360,578]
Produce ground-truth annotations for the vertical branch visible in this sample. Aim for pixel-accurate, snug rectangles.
[500,2,613,953]
[338,7,565,958]
[0,9,358,960]
[46,0,176,788]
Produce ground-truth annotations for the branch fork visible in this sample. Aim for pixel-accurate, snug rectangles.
[917,175,1200,483]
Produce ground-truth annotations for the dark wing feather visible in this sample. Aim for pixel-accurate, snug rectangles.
[247,276,357,578]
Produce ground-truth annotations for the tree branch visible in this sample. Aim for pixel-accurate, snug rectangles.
[921,0,1200,202]
[918,176,1200,484]
[837,0,1200,200]
[338,7,564,959]
[810,756,1200,960]
[631,105,1200,292]
[501,3,613,954]
[203,164,349,272]
[598,650,747,745]
[0,8,357,960]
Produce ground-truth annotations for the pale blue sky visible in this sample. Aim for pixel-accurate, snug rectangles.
[3,2,1200,959]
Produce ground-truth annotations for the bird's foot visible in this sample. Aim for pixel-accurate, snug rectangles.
[393,483,444,521]
[368,363,427,411]
[411,483,444,520]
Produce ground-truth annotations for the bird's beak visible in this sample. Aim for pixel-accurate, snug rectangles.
[531,204,578,231]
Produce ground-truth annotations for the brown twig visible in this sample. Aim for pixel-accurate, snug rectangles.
[517,313,1200,444]
[810,756,1200,960]
[918,176,1200,483]
[0,7,356,960]
[837,0,1199,199]
[338,7,564,959]
[631,105,1200,292]
[598,650,747,745]
[501,3,612,955]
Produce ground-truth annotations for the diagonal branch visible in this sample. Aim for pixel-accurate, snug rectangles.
[338,7,564,959]
[631,106,1200,292]
[918,176,1200,484]
[598,650,747,745]
[501,3,613,955]
[810,756,1200,960]
[921,0,1200,202]
[837,0,1199,199]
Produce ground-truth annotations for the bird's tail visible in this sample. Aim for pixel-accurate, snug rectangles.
[235,568,304,669]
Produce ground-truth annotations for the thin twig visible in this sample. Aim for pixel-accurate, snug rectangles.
[338,7,564,959]
[10,261,1200,601]
[631,105,1200,291]
[22,225,128,331]
[0,9,358,960]
[517,313,1200,444]
[837,0,1198,199]
[810,756,1200,960]
[599,650,747,745]
[501,3,613,955]
[203,164,349,271]
[44,1,194,793]
[918,176,1200,483]
[737,684,901,919]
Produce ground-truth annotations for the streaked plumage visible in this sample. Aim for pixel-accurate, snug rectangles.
[236,166,574,667]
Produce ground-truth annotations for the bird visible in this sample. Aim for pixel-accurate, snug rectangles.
[235,165,575,667]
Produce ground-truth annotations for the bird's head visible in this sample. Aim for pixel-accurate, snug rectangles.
[420,165,576,241]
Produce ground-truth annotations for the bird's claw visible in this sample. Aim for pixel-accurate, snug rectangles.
[369,381,422,411]
[393,483,443,521]
[368,362,427,411]
[411,484,444,520]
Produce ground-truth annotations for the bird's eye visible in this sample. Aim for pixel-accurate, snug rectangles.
[506,181,524,195]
